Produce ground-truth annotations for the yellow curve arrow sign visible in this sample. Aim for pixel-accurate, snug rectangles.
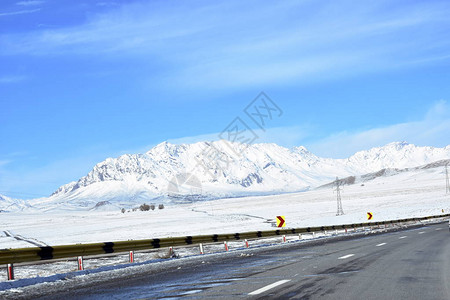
[276,216,286,227]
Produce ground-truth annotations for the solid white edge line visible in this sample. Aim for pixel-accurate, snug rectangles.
[248,279,291,295]
[376,243,386,247]
[338,254,355,260]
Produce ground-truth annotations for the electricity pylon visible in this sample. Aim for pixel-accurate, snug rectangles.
[446,163,450,194]
[335,177,344,216]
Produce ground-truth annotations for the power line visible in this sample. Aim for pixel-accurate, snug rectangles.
[335,176,344,216]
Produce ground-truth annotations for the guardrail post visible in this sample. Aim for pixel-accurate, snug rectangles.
[224,241,229,252]
[245,239,249,248]
[129,251,134,263]
[298,234,302,240]
[282,235,286,243]
[77,256,84,271]
[7,263,14,280]
[199,243,204,255]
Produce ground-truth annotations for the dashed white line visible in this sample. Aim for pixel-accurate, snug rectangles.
[399,236,407,239]
[338,254,355,260]
[418,231,426,234]
[376,243,386,247]
[435,228,443,231]
[248,280,291,295]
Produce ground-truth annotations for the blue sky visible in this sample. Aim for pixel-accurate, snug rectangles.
[1,0,450,199]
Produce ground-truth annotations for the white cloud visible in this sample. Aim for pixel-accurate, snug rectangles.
[0,8,40,17]
[1,1,449,90]
[0,151,113,199]
[0,160,11,168]
[16,1,44,6]
[135,101,450,159]
[0,75,26,84]
[96,2,117,7]
[166,125,309,149]
[306,101,450,158]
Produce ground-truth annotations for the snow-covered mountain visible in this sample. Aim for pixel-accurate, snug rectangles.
[0,194,31,212]
[27,141,450,211]
[318,158,450,188]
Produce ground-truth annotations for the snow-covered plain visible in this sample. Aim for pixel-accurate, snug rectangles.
[1,162,448,250]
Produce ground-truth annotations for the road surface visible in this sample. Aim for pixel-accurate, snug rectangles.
[27,223,450,299]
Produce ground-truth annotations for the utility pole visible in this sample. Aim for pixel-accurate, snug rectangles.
[335,177,344,216]
[446,163,450,194]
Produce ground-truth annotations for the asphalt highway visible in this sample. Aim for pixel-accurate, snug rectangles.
[34,222,450,299]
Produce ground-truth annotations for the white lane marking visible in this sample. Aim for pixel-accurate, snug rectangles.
[376,243,386,247]
[418,231,426,234]
[338,254,355,260]
[399,236,407,239]
[435,228,443,231]
[248,280,291,295]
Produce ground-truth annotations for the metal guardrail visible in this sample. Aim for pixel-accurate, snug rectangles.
[1,214,449,265]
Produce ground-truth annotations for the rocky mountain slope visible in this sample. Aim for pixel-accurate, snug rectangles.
[25,141,450,210]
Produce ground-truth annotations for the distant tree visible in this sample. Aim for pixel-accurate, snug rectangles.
[150,204,155,210]
[121,208,126,213]
[158,204,165,210]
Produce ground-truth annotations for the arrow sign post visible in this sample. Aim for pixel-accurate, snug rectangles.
[276,216,285,227]
[367,212,373,220]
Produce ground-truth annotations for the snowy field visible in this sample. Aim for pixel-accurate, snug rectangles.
[1,165,448,251]
[0,165,449,283]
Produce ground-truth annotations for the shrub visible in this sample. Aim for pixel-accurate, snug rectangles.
[158,204,165,210]
[140,203,150,211]
[121,208,126,213]
[150,204,155,210]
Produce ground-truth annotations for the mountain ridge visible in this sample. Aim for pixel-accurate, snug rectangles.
[29,140,450,211]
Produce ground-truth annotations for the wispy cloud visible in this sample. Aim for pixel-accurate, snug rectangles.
[307,101,450,158]
[0,160,11,168]
[96,2,117,7]
[128,100,450,158]
[107,98,450,161]
[1,1,449,90]
[166,125,309,149]
[0,148,118,199]
[0,8,40,17]
[16,1,44,6]
[0,75,26,84]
